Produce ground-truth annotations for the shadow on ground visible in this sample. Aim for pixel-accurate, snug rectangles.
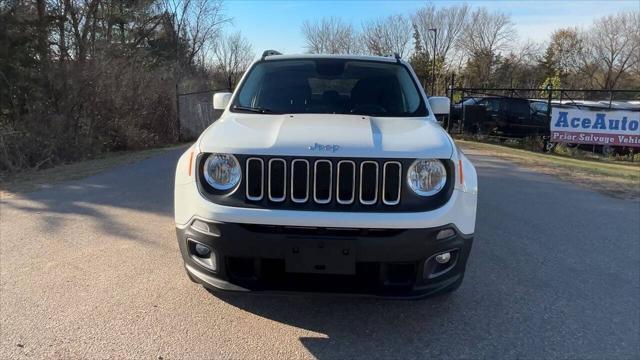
[212,290,481,359]
[1,149,183,242]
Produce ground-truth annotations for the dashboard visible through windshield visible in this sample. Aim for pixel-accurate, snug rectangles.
[231,59,428,117]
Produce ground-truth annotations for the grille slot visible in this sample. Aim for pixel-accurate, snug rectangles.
[359,161,379,205]
[383,162,402,205]
[290,159,309,203]
[268,158,286,202]
[313,160,332,204]
[336,160,356,204]
[246,158,264,201]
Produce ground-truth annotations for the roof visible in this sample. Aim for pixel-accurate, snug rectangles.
[263,53,402,63]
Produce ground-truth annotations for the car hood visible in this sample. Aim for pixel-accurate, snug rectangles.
[198,113,454,159]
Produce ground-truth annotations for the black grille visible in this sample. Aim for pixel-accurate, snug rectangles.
[268,159,286,202]
[247,157,400,207]
[359,161,379,204]
[291,159,309,202]
[313,160,332,204]
[197,154,455,212]
[337,161,356,204]
[383,162,402,205]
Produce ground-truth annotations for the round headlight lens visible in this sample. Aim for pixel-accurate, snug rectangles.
[203,154,241,191]
[407,159,447,196]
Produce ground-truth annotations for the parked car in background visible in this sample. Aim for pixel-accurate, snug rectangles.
[449,97,549,138]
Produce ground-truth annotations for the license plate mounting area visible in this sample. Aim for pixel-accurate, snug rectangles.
[285,239,355,275]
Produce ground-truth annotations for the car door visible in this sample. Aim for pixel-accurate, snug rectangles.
[530,101,550,135]
[483,98,503,134]
[504,99,532,137]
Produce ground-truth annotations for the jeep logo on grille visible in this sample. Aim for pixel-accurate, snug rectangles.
[308,143,340,152]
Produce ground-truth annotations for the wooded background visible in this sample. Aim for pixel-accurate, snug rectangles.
[1,1,638,173]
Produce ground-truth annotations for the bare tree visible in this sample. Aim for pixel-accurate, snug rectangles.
[579,11,639,90]
[301,17,361,54]
[457,7,515,86]
[459,7,515,57]
[213,31,254,89]
[160,0,230,66]
[547,28,583,75]
[412,3,470,64]
[63,0,101,62]
[361,15,412,58]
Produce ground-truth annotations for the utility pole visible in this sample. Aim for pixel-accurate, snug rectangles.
[429,28,437,96]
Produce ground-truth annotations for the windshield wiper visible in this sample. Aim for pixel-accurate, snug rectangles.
[232,105,279,114]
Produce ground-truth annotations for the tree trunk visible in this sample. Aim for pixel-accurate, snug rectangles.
[36,0,48,66]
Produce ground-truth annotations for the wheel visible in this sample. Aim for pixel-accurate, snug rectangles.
[544,139,555,153]
[602,145,615,156]
[472,123,483,135]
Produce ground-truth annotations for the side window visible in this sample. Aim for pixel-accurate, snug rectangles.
[485,99,500,112]
[531,102,548,114]
[510,100,530,117]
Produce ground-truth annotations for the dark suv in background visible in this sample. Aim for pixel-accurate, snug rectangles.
[449,97,549,138]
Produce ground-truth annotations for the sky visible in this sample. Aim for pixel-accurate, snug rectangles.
[222,0,639,54]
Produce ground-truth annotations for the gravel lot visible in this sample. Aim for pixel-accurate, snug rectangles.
[1,148,638,359]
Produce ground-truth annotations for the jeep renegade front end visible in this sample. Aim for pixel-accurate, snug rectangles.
[175,52,478,298]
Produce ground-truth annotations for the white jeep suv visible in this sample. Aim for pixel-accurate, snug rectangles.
[174,52,478,298]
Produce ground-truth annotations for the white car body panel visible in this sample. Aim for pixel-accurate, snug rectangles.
[197,114,453,159]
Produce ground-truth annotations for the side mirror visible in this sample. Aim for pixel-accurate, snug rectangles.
[428,96,451,115]
[213,92,232,110]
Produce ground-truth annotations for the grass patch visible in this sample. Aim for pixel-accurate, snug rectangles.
[0,144,187,196]
[457,140,640,199]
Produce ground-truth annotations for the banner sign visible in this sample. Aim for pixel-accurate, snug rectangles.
[550,107,640,147]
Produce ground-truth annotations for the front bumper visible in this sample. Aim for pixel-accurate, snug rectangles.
[177,220,473,298]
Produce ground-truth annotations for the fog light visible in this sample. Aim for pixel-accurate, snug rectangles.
[435,252,451,264]
[436,228,455,240]
[195,243,211,257]
[187,239,217,272]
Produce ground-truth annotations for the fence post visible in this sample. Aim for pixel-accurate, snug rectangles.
[608,90,613,109]
[460,89,467,135]
[448,73,455,133]
[546,84,553,119]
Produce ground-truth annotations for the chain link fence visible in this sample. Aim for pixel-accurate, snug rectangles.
[177,89,227,141]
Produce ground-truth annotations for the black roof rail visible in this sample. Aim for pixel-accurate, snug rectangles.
[261,50,282,60]
[384,53,402,63]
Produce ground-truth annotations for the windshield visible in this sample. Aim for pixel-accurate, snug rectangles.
[462,97,482,105]
[232,59,428,117]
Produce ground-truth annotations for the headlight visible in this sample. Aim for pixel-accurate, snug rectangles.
[203,154,241,191]
[407,159,447,196]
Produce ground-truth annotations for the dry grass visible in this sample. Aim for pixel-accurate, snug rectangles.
[457,140,640,199]
[0,145,185,197]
